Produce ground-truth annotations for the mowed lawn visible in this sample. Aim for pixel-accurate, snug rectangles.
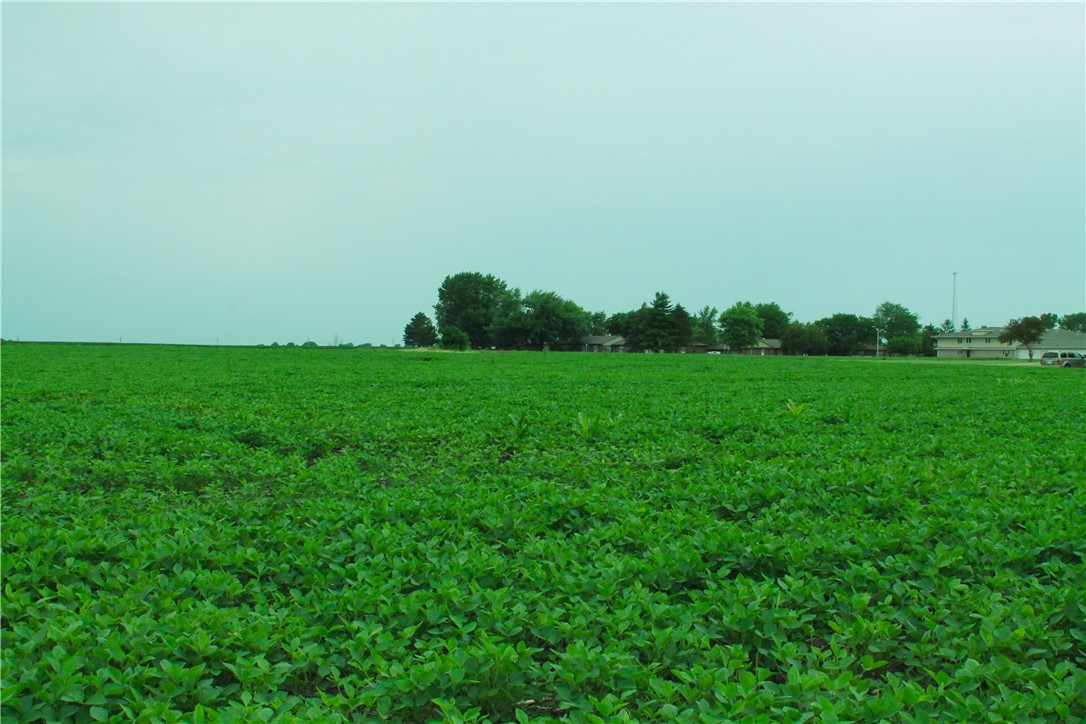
[2,343,1083,722]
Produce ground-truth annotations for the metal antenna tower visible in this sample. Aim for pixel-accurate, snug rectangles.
[951,272,958,332]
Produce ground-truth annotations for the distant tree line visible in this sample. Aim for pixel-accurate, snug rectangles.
[401,271,1085,356]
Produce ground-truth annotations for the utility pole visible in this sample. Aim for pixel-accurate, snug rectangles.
[874,327,885,358]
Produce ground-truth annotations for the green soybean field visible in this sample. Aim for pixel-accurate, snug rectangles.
[2,343,1084,722]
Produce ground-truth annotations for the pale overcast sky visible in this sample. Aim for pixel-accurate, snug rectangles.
[4,2,1084,346]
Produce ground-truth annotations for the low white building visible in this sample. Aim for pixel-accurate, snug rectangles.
[934,327,1086,360]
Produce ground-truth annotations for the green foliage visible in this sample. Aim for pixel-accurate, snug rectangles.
[4,344,1085,721]
[752,302,792,340]
[816,313,874,356]
[781,323,828,356]
[403,312,439,348]
[490,290,591,350]
[1058,312,1086,333]
[435,272,510,349]
[920,324,939,357]
[440,325,471,351]
[999,316,1048,359]
[638,292,676,353]
[692,306,719,346]
[671,304,693,351]
[887,335,921,356]
[602,311,628,342]
[718,303,764,351]
[873,302,921,340]
[588,311,609,335]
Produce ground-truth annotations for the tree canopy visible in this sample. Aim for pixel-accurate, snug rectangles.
[1058,312,1086,333]
[781,322,828,356]
[489,290,590,350]
[752,302,792,339]
[692,306,719,346]
[638,293,677,353]
[815,314,875,355]
[873,302,920,340]
[718,303,763,351]
[417,270,1068,358]
[434,272,509,349]
[999,317,1048,359]
[402,312,438,348]
[440,325,470,351]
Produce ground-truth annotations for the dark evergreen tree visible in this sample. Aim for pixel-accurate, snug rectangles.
[403,312,438,348]
[672,304,693,350]
[920,324,939,356]
[639,292,676,352]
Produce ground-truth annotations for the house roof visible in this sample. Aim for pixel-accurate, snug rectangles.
[706,338,780,352]
[582,335,625,346]
[933,327,1001,338]
[1039,329,1086,349]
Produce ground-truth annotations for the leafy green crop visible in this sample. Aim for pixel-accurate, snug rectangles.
[2,344,1084,722]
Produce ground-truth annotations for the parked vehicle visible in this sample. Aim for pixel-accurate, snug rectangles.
[1040,351,1085,367]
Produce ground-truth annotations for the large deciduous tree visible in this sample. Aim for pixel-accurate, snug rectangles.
[873,301,921,340]
[999,316,1048,359]
[692,306,719,346]
[489,289,591,350]
[488,288,529,350]
[521,290,591,349]
[434,272,509,349]
[781,322,828,355]
[402,312,438,348]
[606,311,634,337]
[753,302,792,340]
[1058,312,1086,333]
[815,313,873,356]
[588,311,609,335]
[718,303,763,351]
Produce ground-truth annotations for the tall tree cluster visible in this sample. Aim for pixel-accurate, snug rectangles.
[408,271,1084,356]
[427,272,596,350]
